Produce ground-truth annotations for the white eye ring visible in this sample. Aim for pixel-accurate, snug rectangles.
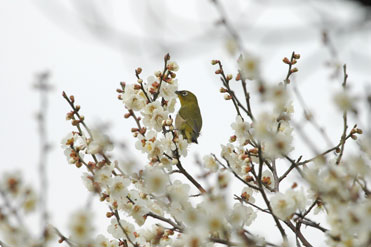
[182,91,188,96]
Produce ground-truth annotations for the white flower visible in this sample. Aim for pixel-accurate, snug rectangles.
[261,170,274,188]
[107,218,135,240]
[1,171,22,196]
[241,187,255,203]
[176,135,188,157]
[108,176,130,202]
[229,203,256,228]
[94,234,119,247]
[271,192,296,220]
[143,167,168,194]
[220,143,235,160]
[267,84,289,112]
[251,112,276,141]
[238,54,260,80]
[333,91,356,112]
[94,163,115,188]
[167,180,190,204]
[130,202,149,226]
[144,139,164,159]
[203,154,218,172]
[142,102,169,131]
[167,61,179,71]
[182,228,208,247]
[286,189,307,211]
[87,129,113,155]
[68,209,94,243]
[22,188,37,213]
[61,132,87,150]
[271,189,306,220]
[161,132,176,154]
[217,170,230,189]
[231,115,250,145]
[159,78,178,101]
[122,84,146,111]
[81,172,95,192]
[263,132,294,159]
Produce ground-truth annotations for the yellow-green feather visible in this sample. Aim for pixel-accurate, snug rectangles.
[175,91,202,143]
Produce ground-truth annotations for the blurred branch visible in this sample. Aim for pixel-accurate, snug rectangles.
[33,71,53,245]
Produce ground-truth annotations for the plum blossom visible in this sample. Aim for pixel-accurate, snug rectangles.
[121,84,147,111]
[68,209,94,243]
[271,189,307,220]
[231,115,250,145]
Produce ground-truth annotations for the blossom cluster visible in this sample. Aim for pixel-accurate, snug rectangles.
[57,54,263,247]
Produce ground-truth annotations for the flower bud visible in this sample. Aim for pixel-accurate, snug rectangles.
[152,82,160,88]
[293,53,301,59]
[229,135,237,142]
[66,112,74,120]
[124,112,131,118]
[72,119,80,126]
[282,57,290,64]
[136,67,142,74]
[69,95,75,103]
[220,87,228,93]
[226,74,233,80]
[244,175,254,182]
[291,67,298,73]
[172,159,179,165]
[137,79,143,84]
[164,53,170,61]
[211,59,219,65]
[224,94,232,100]
[236,73,241,81]
[166,118,173,126]
[106,212,114,218]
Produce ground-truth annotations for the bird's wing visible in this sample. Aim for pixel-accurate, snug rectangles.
[179,106,200,133]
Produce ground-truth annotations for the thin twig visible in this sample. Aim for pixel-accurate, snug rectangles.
[336,64,348,165]
[34,72,52,245]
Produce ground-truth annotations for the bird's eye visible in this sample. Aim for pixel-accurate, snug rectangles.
[182,91,188,96]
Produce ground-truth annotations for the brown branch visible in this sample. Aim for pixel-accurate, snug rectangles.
[146,212,183,231]
[53,227,75,247]
[175,162,206,194]
[256,145,287,241]
[336,64,348,165]
[110,207,138,247]
[213,154,260,191]
[209,237,239,246]
[152,53,170,101]
[284,221,313,247]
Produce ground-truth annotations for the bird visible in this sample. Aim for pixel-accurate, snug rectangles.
[175,90,202,143]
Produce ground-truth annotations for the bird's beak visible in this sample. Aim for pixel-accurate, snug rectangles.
[175,91,180,95]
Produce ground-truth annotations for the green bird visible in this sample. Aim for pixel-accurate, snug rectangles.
[175,90,202,143]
